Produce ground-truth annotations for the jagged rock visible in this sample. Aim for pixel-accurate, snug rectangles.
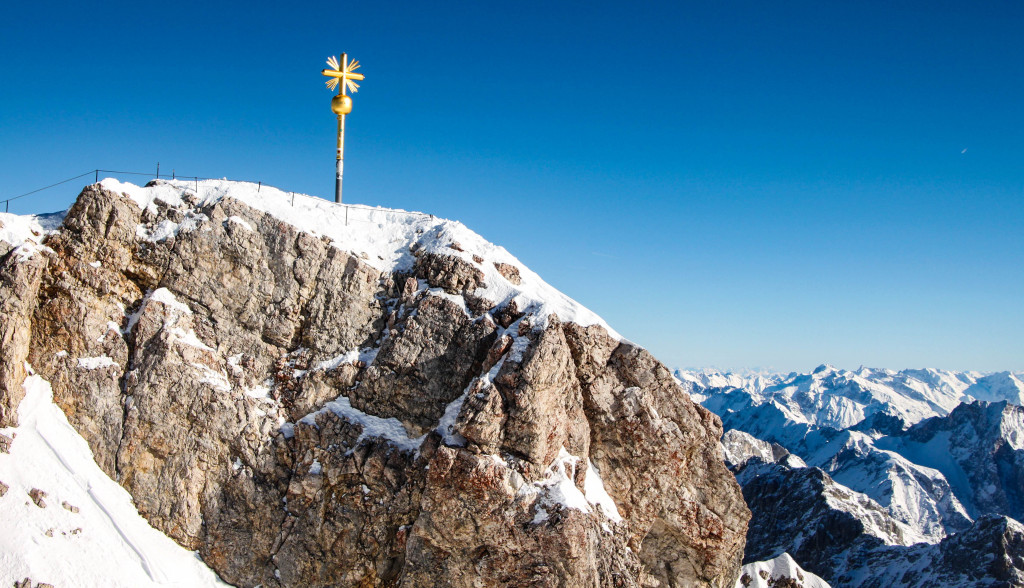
[0,182,749,587]
[61,500,79,513]
[737,553,831,588]
[494,298,525,329]
[402,444,646,587]
[564,322,750,588]
[734,454,1024,587]
[354,294,497,436]
[0,479,8,496]
[493,262,522,285]
[0,432,12,453]
[28,488,47,508]
[0,249,48,427]
[464,292,497,315]
[722,429,801,469]
[834,514,1024,587]
[413,251,485,294]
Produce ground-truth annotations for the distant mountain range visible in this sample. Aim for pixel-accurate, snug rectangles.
[682,365,1024,586]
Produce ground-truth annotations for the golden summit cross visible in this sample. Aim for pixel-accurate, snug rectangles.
[321,53,365,203]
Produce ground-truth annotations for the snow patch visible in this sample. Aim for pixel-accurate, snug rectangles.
[77,356,119,370]
[532,448,591,523]
[583,460,623,523]
[226,216,253,231]
[293,395,424,454]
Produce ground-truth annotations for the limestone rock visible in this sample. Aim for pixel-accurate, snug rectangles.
[29,488,47,508]
[0,182,749,587]
[493,262,522,285]
[353,295,496,436]
[0,250,48,427]
[414,251,485,294]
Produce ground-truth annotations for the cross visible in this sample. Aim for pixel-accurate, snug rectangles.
[322,54,365,96]
[321,53,365,203]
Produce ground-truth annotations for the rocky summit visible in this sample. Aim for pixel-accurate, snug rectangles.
[0,180,749,587]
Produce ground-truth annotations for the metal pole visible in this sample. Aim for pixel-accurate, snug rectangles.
[156,162,160,179]
[336,113,345,203]
[335,52,348,204]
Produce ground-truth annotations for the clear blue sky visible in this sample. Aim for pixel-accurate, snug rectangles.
[3,1,1022,373]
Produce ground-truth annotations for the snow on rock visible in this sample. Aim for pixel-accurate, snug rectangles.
[76,356,119,371]
[736,553,831,588]
[99,178,617,337]
[533,447,592,519]
[296,394,425,454]
[0,374,228,587]
[0,211,64,251]
[583,459,623,523]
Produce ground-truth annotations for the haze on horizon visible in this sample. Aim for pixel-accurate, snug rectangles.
[3,0,1021,374]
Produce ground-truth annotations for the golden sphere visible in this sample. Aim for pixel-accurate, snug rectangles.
[331,94,353,115]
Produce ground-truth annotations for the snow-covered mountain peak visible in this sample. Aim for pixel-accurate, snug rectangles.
[97,178,618,338]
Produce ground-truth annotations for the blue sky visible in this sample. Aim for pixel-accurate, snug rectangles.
[3,1,1022,372]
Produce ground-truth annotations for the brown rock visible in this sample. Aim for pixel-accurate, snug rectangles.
[414,252,485,294]
[494,299,525,329]
[491,320,589,469]
[352,295,496,435]
[62,500,80,513]
[0,479,8,497]
[563,322,750,588]
[29,488,46,508]
[493,261,522,285]
[0,183,749,587]
[0,250,48,427]
[0,432,11,453]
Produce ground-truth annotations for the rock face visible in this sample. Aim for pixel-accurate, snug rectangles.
[0,181,749,587]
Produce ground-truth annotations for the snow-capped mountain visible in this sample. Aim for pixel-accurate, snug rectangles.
[674,368,783,397]
[687,364,1023,436]
[704,365,1024,586]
